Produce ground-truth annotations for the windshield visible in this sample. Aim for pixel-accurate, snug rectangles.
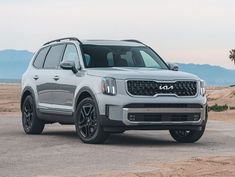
[82,45,168,69]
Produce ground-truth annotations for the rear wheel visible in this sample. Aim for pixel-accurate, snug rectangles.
[75,97,109,144]
[22,95,45,134]
[169,126,205,143]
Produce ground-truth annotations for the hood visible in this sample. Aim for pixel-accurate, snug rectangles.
[85,67,200,81]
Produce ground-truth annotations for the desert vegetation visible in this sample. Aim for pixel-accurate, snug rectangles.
[208,104,229,112]
[229,49,235,64]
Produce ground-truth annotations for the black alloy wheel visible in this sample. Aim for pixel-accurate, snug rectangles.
[22,95,45,134]
[78,103,98,138]
[23,98,34,131]
[75,97,109,144]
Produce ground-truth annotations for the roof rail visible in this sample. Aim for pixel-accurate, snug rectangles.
[43,37,82,46]
[122,39,146,45]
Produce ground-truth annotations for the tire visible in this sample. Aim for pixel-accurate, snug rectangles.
[22,95,45,134]
[169,125,206,143]
[74,97,109,144]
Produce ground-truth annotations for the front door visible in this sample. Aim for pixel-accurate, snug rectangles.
[51,43,80,115]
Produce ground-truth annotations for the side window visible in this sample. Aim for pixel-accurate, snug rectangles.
[43,44,65,69]
[84,54,91,67]
[107,52,114,66]
[62,44,79,68]
[121,51,134,66]
[33,47,49,68]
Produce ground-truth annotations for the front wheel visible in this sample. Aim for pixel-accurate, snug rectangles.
[74,97,109,144]
[169,126,206,143]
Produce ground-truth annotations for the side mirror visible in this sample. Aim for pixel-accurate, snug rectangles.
[60,60,78,73]
[168,63,179,71]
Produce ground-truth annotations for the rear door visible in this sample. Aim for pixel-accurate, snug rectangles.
[37,44,66,112]
[32,46,50,107]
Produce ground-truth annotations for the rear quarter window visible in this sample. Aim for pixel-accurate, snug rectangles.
[33,47,50,69]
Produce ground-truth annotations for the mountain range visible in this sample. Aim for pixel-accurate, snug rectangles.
[0,49,32,81]
[0,49,235,86]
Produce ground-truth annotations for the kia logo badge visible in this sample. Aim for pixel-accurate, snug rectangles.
[159,85,174,90]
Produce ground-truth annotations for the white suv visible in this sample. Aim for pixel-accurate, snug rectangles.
[21,37,207,144]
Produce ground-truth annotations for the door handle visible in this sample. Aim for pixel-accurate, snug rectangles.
[53,76,60,81]
[33,75,39,80]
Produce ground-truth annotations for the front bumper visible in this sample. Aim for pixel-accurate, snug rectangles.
[122,106,205,126]
[100,103,207,132]
[96,92,207,130]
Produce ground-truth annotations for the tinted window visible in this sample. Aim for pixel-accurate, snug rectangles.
[44,44,65,69]
[107,52,114,66]
[33,47,49,68]
[120,51,135,66]
[62,44,79,68]
[140,51,161,68]
[84,54,91,66]
[82,45,168,69]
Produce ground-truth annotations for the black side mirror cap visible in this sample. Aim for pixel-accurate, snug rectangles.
[60,60,78,73]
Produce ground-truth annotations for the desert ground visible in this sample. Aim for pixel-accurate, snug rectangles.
[0,84,235,177]
[207,86,235,121]
[0,84,21,117]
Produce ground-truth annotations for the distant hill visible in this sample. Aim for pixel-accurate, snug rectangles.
[0,49,33,80]
[178,63,235,86]
[0,49,235,86]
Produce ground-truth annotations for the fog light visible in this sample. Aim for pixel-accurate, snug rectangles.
[193,114,200,121]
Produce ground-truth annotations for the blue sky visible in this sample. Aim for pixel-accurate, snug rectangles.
[0,0,235,68]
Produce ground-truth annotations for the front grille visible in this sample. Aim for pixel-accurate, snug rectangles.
[128,113,201,122]
[124,103,203,108]
[127,80,197,97]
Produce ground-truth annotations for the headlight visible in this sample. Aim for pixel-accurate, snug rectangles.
[101,77,117,95]
[200,80,206,96]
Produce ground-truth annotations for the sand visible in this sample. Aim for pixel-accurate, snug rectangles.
[0,84,21,117]
[36,156,235,177]
[207,86,235,106]
[86,156,235,177]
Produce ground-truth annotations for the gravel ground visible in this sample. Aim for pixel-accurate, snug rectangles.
[0,117,235,177]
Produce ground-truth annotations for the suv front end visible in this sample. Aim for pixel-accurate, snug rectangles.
[80,40,207,143]
[95,76,207,129]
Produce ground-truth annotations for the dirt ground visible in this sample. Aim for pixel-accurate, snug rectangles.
[207,86,235,106]
[206,86,235,122]
[36,156,235,177]
[86,156,235,177]
[0,84,21,117]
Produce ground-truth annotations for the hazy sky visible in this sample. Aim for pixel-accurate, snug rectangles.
[0,0,234,69]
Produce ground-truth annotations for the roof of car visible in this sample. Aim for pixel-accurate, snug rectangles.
[81,40,145,47]
[43,37,146,47]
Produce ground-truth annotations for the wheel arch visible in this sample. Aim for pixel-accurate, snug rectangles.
[21,87,36,112]
[74,87,100,114]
